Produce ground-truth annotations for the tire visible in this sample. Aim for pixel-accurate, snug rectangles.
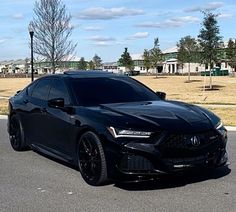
[77,131,107,186]
[9,115,28,151]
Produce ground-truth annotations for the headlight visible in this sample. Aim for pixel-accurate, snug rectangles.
[216,121,223,130]
[215,121,227,139]
[108,127,152,138]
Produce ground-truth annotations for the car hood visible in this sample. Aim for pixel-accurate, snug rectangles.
[99,100,215,132]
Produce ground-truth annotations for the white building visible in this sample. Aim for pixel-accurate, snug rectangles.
[126,46,230,74]
[0,59,25,74]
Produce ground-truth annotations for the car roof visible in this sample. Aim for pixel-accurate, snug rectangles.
[63,70,119,78]
[34,70,127,82]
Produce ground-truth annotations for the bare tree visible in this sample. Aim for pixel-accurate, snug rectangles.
[32,0,77,73]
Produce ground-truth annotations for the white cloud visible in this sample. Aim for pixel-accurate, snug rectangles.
[0,39,6,44]
[12,13,23,19]
[164,20,183,28]
[135,22,162,28]
[115,41,127,45]
[87,36,116,42]
[184,6,202,13]
[78,7,144,20]
[218,13,233,19]
[184,2,224,12]
[167,16,200,27]
[136,16,199,28]
[171,16,200,23]
[92,41,112,46]
[127,32,149,40]
[206,2,224,10]
[84,26,103,31]
[70,23,80,29]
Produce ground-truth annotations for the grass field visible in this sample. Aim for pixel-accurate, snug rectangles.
[134,75,236,104]
[0,78,31,115]
[0,75,236,125]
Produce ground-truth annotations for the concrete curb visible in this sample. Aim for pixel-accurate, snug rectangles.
[226,126,236,131]
[0,115,7,119]
[197,104,236,108]
[0,115,235,131]
[0,96,9,100]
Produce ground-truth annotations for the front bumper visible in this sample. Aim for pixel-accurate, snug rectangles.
[117,145,228,176]
[110,129,228,177]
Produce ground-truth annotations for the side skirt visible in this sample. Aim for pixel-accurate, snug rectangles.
[30,143,73,164]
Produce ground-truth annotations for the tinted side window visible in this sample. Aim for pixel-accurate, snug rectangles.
[31,79,51,100]
[48,79,70,105]
[27,81,38,96]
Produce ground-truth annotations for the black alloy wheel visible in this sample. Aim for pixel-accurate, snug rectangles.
[78,131,107,186]
[9,115,27,151]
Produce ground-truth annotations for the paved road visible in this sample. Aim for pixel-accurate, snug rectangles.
[0,119,235,212]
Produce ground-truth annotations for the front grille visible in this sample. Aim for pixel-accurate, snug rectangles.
[119,154,154,173]
[161,130,219,150]
[159,130,220,158]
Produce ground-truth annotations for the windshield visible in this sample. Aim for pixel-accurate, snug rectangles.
[71,77,159,106]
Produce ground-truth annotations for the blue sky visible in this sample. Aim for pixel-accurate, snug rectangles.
[0,0,236,62]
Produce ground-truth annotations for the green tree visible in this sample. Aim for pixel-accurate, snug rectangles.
[93,54,102,69]
[77,57,87,70]
[143,49,151,73]
[118,47,134,71]
[88,60,95,70]
[32,0,77,73]
[177,36,200,82]
[198,11,222,89]
[150,38,163,77]
[226,39,236,71]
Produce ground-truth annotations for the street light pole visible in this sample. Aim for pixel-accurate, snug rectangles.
[28,22,34,82]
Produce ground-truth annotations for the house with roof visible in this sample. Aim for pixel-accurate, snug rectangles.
[120,45,230,75]
[0,59,26,74]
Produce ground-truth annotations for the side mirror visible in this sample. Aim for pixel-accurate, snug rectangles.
[48,98,75,114]
[156,91,166,100]
[15,90,22,96]
[48,98,65,108]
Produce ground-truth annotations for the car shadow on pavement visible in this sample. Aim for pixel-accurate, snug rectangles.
[114,166,231,191]
[32,149,231,189]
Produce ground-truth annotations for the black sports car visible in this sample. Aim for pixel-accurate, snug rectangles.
[8,71,228,186]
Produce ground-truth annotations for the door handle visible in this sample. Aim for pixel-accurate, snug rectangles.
[40,108,47,113]
[23,99,29,104]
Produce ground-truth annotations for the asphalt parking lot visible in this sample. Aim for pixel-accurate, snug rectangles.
[0,117,235,212]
